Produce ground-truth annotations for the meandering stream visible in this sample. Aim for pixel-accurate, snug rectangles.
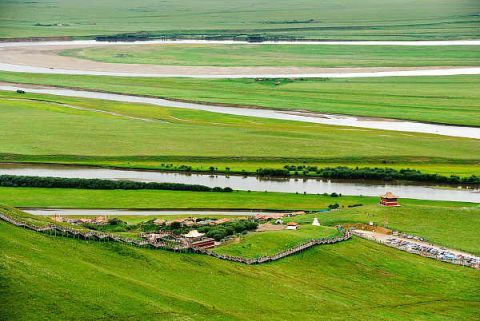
[1,84,479,139]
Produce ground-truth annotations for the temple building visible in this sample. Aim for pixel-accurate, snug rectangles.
[380,192,399,206]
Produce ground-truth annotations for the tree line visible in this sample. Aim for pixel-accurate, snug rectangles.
[255,166,479,185]
[0,175,233,192]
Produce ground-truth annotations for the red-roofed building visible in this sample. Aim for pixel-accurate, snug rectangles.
[380,192,399,206]
[286,222,299,230]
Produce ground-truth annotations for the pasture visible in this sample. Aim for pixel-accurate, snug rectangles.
[1,72,479,126]
[0,0,479,40]
[0,91,478,177]
[61,44,480,67]
[1,219,479,320]
[1,187,478,254]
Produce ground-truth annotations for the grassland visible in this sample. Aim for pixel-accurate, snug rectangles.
[61,44,480,67]
[214,225,340,258]
[1,219,479,320]
[1,187,479,254]
[6,90,479,158]
[1,89,479,176]
[1,72,479,126]
[1,0,479,40]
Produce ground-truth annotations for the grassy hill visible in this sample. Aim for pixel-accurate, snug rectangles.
[1,219,479,320]
[1,0,478,40]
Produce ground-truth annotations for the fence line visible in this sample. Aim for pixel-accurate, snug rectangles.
[0,212,350,265]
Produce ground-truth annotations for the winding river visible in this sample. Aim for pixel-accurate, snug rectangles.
[1,164,478,203]
[1,84,479,139]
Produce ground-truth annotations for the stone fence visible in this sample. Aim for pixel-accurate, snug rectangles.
[0,212,350,265]
[195,231,351,265]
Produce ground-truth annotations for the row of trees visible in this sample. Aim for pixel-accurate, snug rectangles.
[255,166,480,185]
[95,33,294,43]
[197,220,258,241]
[317,167,479,185]
[0,175,233,192]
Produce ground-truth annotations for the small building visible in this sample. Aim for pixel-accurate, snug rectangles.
[312,218,320,226]
[182,229,205,241]
[191,238,215,249]
[50,215,64,222]
[255,213,286,220]
[380,192,400,207]
[153,218,166,225]
[286,222,299,230]
[290,211,305,216]
[214,218,231,225]
[92,216,107,224]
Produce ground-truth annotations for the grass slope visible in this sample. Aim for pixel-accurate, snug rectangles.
[1,220,479,320]
[1,0,479,40]
[213,225,340,258]
[1,187,478,254]
[1,72,479,126]
[61,44,480,67]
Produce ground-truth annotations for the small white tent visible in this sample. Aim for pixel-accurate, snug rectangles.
[183,230,205,238]
[312,218,320,226]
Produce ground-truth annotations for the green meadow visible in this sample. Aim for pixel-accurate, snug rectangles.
[1,72,479,126]
[1,187,479,254]
[1,220,479,320]
[61,44,480,67]
[0,90,478,177]
[1,0,478,40]
[213,225,341,258]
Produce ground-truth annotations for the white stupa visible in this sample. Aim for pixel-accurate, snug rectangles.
[312,218,320,226]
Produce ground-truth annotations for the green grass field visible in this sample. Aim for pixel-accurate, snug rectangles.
[1,220,479,320]
[1,72,479,126]
[61,44,480,67]
[7,90,479,158]
[1,0,479,40]
[1,187,478,254]
[214,225,340,258]
[0,89,477,176]
[0,90,479,177]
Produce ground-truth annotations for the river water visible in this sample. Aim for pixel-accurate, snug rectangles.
[1,84,479,139]
[1,164,478,203]
[2,39,480,47]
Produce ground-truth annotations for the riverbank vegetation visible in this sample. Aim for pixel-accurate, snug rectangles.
[1,72,479,126]
[1,0,478,40]
[2,219,479,320]
[0,90,478,181]
[61,44,480,67]
[0,175,232,192]
[257,166,480,185]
